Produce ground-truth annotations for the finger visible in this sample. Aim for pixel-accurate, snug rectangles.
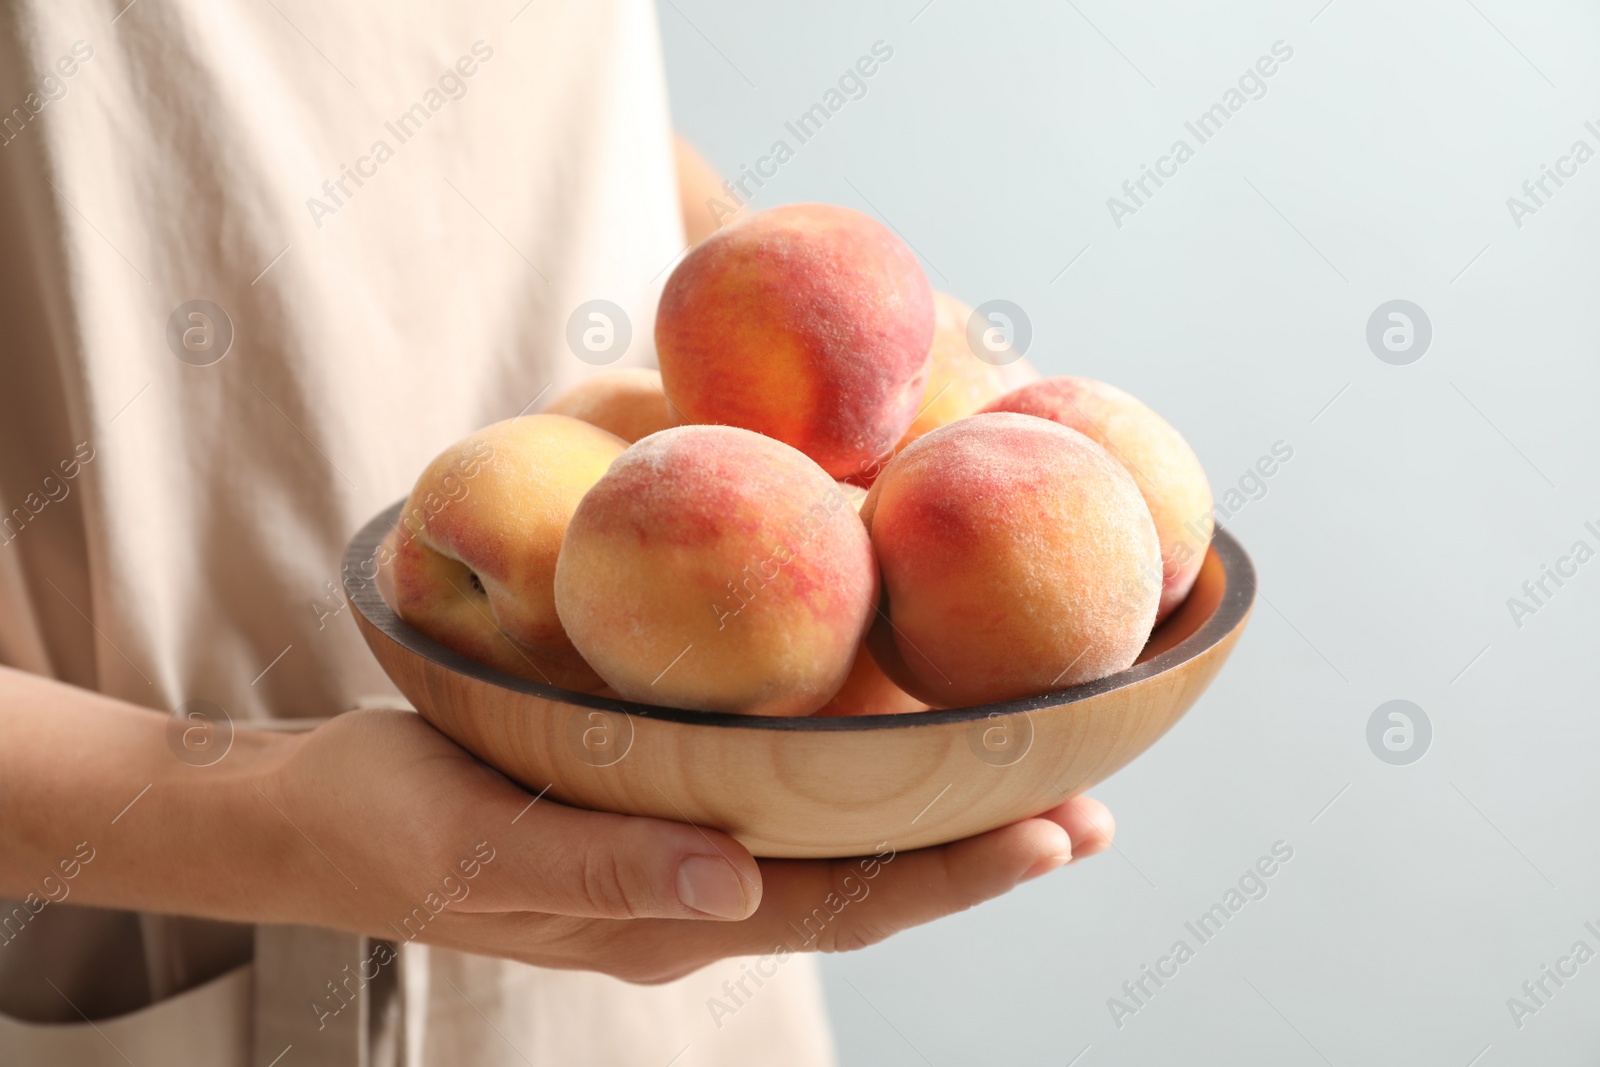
[1036,795,1115,862]
[756,816,1074,946]
[465,793,765,922]
[548,815,1074,982]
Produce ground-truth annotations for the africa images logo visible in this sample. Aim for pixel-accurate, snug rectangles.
[305,42,495,228]
[1106,41,1295,228]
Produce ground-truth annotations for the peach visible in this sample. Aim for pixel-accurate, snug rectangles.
[543,369,676,443]
[995,356,1042,392]
[981,377,1212,622]
[390,415,625,690]
[554,425,878,716]
[862,413,1161,707]
[813,643,928,717]
[655,203,935,479]
[836,480,869,513]
[896,292,1011,448]
[955,295,1040,391]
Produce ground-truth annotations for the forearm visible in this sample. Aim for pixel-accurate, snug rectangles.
[0,665,313,925]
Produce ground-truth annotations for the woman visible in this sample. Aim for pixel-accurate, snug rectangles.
[0,1,1113,1063]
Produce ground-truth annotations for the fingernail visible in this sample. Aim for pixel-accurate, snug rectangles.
[1020,852,1072,882]
[677,855,747,918]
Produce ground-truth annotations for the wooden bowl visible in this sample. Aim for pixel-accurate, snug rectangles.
[345,501,1253,858]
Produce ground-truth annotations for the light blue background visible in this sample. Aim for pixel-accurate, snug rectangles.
[663,2,1600,1063]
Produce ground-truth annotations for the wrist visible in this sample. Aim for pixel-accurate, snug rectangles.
[200,723,359,928]
[135,719,308,924]
[0,669,365,931]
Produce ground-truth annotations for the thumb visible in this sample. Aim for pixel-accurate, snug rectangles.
[470,793,765,922]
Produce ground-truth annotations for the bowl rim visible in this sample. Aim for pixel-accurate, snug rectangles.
[345,498,1254,731]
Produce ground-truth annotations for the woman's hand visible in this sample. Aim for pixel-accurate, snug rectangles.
[262,709,1114,983]
[0,668,1112,984]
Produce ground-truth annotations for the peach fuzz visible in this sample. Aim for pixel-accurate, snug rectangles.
[554,425,878,716]
[543,369,676,443]
[813,643,928,717]
[861,413,1161,708]
[655,203,935,479]
[896,292,1011,449]
[390,415,625,691]
[981,377,1212,623]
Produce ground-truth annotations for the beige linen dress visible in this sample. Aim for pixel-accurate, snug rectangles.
[0,0,836,1062]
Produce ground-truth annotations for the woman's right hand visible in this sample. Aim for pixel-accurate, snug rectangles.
[0,668,1111,984]
[261,709,1114,983]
